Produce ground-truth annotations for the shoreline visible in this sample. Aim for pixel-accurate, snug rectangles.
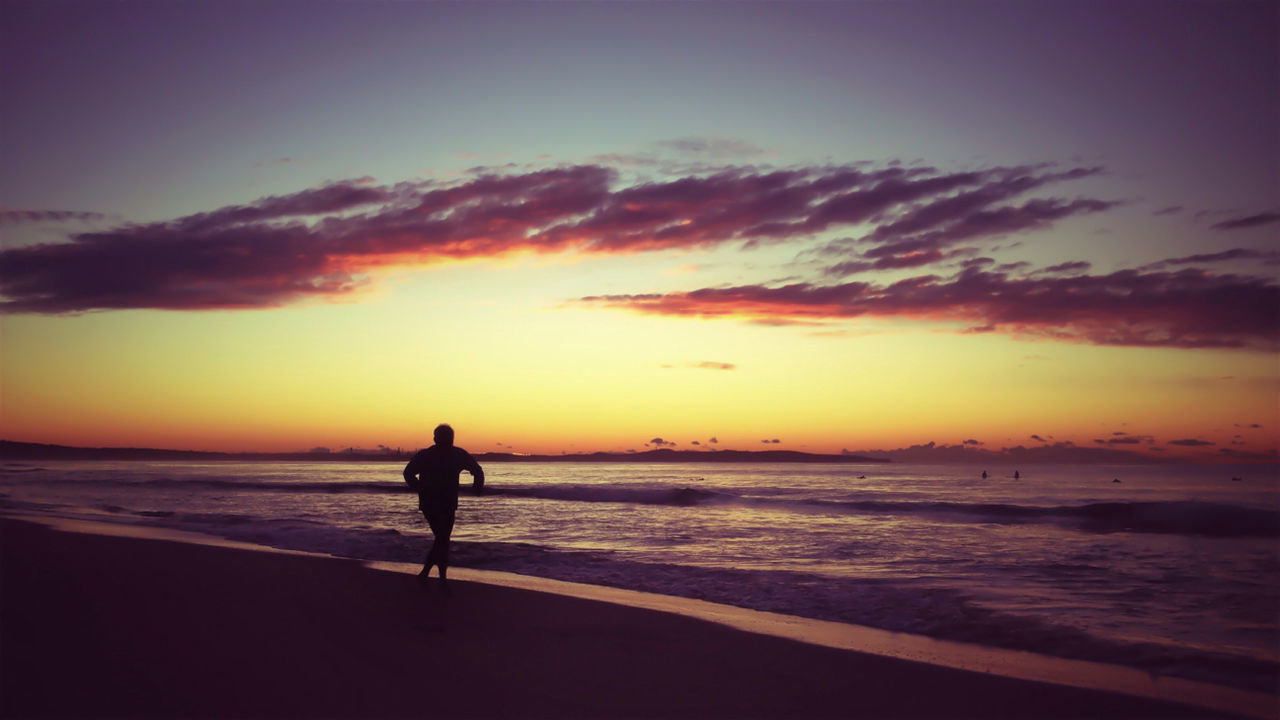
[3,513,1271,718]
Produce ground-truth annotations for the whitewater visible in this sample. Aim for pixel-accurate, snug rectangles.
[2,459,1276,695]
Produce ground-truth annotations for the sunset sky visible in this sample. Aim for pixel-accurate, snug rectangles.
[1,1,1276,461]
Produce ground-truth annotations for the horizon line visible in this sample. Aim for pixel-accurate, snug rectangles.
[2,438,1275,465]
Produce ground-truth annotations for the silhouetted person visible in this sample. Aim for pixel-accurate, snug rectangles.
[981,470,988,479]
[1013,470,1020,480]
[403,424,484,592]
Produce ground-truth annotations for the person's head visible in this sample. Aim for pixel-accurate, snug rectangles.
[433,424,455,447]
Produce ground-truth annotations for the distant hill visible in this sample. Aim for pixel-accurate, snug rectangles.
[474,448,889,464]
[0,440,887,464]
[0,440,401,462]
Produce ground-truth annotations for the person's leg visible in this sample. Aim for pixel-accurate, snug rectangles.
[419,509,437,581]
[424,506,456,592]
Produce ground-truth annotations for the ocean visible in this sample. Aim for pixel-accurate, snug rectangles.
[2,459,1276,695]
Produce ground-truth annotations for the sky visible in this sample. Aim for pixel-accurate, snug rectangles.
[1,0,1276,462]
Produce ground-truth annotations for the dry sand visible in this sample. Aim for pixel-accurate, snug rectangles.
[0,517,1241,718]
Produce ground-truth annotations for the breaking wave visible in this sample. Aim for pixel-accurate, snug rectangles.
[9,473,1277,538]
[493,486,1278,538]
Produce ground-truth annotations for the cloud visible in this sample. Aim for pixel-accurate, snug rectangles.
[1,222,360,312]
[0,209,107,225]
[251,157,293,168]
[0,160,1110,314]
[1217,448,1278,461]
[1143,248,1280,269]
[1167,438,1215,447]
[820,166,1115,275]
[995,261,1031,272]
[1,168,610,312]
[0,178,411,312]
[1153,205,1183,216]
[658,137,766,158]
[1040,261,1092,274]
[1030,434,1047,442]
[963,439,983,445]
[584,152,662,167]
[1093,435,1154,445]
[1210,211,1280,231]
[690,440,701,446]
[173,180,397,232]
[708,437,718,444]
[662,360,736,370]
[646,437,677,448]
[861,167,1100,239]
[762,438,781,444]
[577,265,1280,350]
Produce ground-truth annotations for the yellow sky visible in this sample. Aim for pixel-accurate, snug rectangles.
[3,255,1274,459]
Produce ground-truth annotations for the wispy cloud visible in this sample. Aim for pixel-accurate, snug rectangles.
[1141,248,1280,269]
[1038,261,1092,274]
[661,361,737,370]
[251,157,294,169]
[1210,211,1280,231]
[658,136,767,158]
[1094,434,1154,445]
[0,209,107,225]
[578,265,1280,350]
[0,160,1109,313]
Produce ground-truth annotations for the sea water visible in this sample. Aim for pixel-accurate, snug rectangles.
[2,460,1276,694]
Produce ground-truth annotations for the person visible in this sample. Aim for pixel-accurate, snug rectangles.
[403,424,484,592]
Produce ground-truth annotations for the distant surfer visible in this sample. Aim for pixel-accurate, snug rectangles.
[403,424,485,592]
[981,470,988,479]
[1013,470,1020,480]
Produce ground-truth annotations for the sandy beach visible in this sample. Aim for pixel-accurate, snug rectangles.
[0,516,1243,719]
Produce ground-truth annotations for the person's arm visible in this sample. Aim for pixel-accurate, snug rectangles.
[462,451,484,495]
[403,453,422,492]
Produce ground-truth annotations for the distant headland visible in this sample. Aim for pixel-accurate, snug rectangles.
[0,440,889,464]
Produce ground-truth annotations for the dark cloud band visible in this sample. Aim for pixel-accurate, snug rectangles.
[578,266,1280,350]
[1,161,1107,313]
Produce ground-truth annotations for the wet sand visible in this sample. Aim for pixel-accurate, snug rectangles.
[0,517,1241,718]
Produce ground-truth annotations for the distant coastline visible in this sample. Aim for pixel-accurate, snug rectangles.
[0,440,889,465]
[6,439,1262,465]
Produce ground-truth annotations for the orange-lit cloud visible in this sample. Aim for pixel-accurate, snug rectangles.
[578,266,1280,350]
[1,161,1110,313]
